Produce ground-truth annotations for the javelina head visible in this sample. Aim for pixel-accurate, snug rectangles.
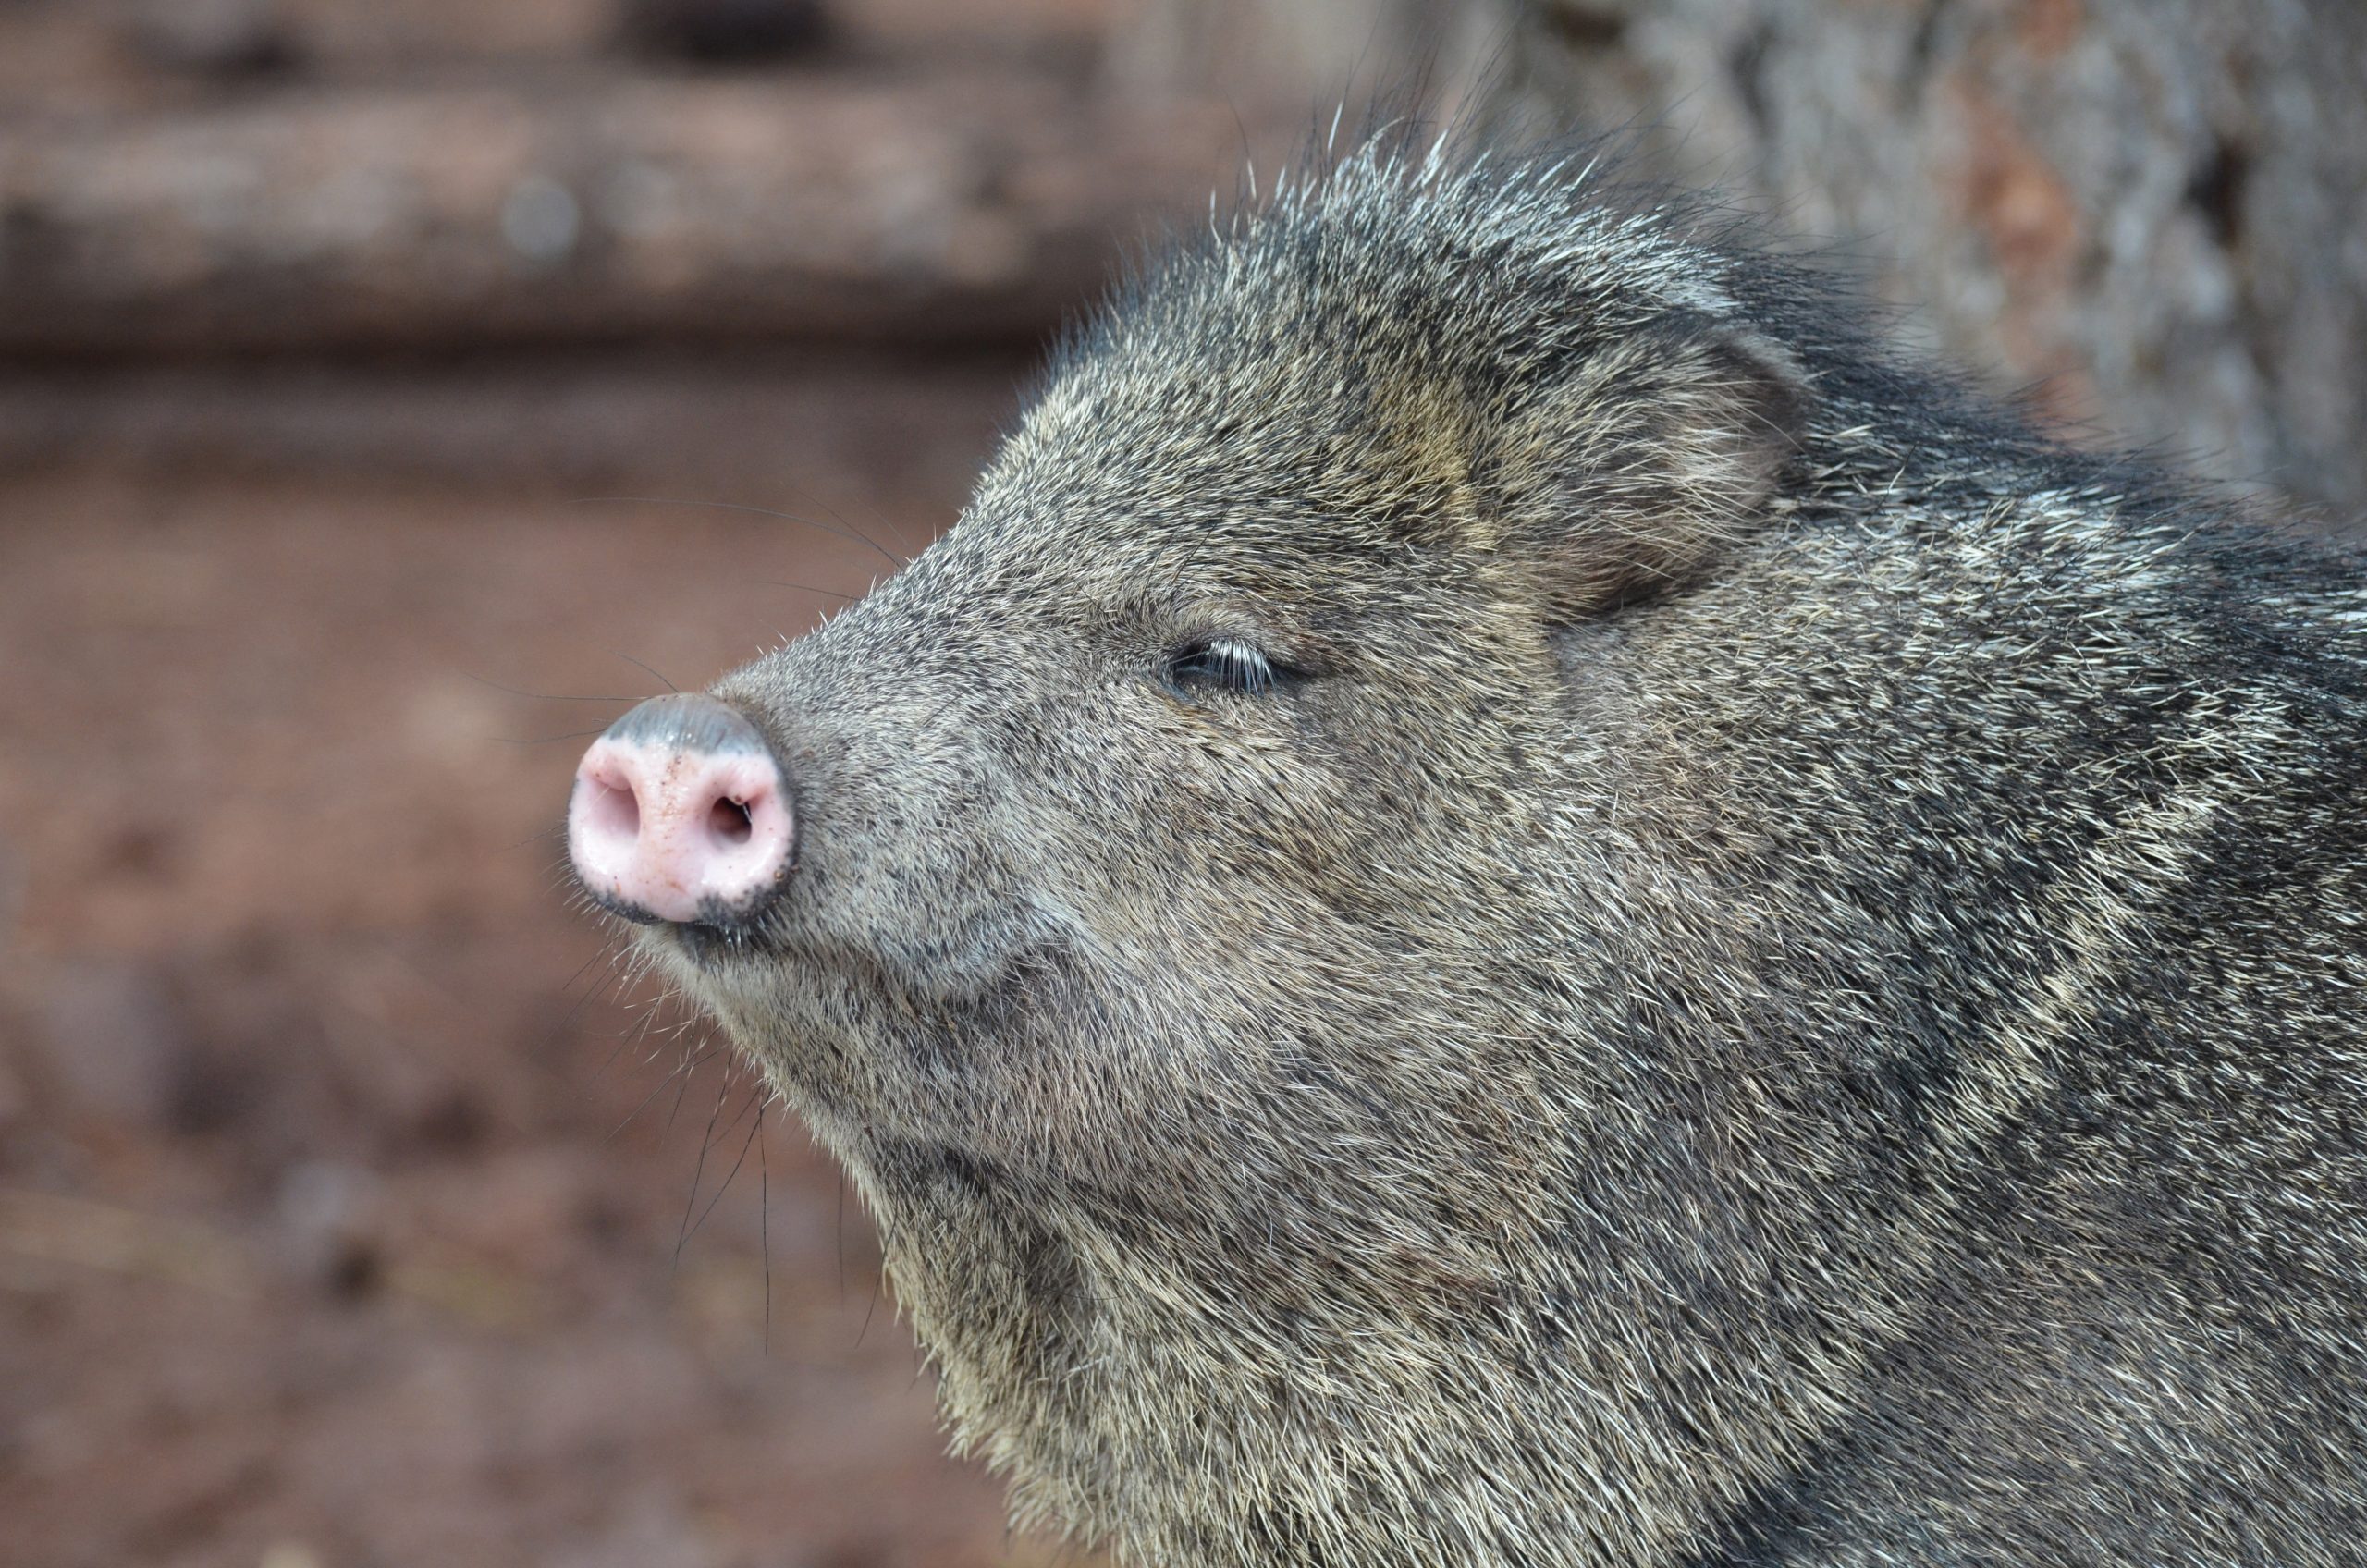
[572,146,1840,1562]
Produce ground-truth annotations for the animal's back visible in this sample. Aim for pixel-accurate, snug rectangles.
[1617,431,2367,1561]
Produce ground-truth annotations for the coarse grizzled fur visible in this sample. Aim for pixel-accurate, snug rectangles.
[616,133,2367,1566]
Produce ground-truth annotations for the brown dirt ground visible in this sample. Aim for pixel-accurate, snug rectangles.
[0,358,1103,1568]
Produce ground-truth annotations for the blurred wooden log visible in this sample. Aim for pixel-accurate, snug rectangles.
[0,69,1235,357]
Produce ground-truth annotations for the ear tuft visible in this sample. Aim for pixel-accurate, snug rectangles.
[1482,312,1812,620]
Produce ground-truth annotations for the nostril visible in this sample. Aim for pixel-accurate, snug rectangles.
[587,777,641,839]
[708,795,754,846]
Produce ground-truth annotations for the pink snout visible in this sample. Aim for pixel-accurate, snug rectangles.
[569,693,794,925]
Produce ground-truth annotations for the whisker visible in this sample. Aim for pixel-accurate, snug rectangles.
[760,1107,774,1355]
[810,492,925,568]
[607,1043,718,1143]
[684,1090,767,1246]
[751,579,859,602]
[674,1071,735,1267]
[497,822,569,856]
[458,669,644,704]
[855,1257,885,1350]
[587,961,668,1085]
[531,939,628,1065]
[660,1032,714,1139]
[602,646,679,694]
[500,728,616,745]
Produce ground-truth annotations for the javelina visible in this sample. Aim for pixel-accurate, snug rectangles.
[565,139,2367,1566]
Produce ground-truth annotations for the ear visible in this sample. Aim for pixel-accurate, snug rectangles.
[1480,312,1811,620]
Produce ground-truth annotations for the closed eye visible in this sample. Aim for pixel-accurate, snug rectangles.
[1165,635,1284,698]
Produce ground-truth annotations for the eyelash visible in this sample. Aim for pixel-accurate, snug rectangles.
[1165,636,1282,698]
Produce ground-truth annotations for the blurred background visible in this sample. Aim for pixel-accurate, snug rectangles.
[1,2,2359,1565]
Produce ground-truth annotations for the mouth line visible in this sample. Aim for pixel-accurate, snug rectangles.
[580,883,787,967]
[637,899,1084,1021]
[668,918,770,969]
